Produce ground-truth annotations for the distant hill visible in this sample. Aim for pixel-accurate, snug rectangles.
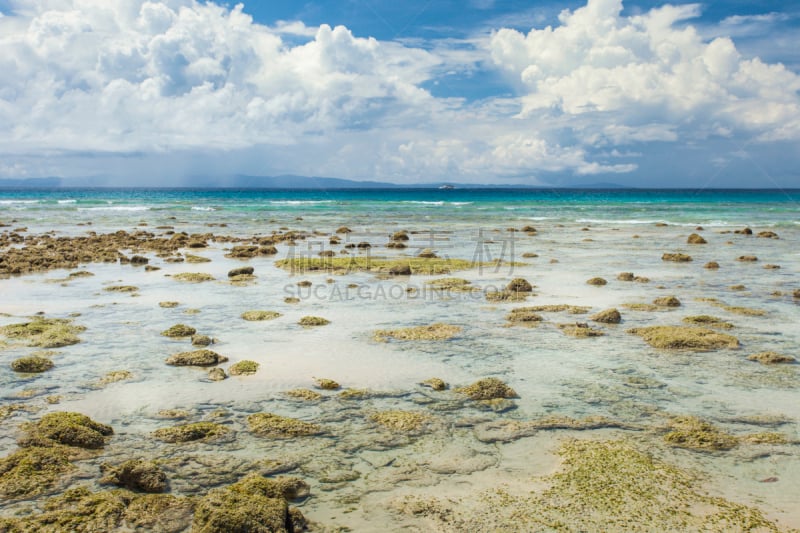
[0,174,631,190]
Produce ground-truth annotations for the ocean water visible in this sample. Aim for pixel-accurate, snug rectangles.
[1,188,799,530]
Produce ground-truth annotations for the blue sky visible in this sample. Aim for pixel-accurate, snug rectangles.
[0,0,798,187]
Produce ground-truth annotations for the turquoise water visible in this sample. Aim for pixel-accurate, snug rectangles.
[1,188,800,530]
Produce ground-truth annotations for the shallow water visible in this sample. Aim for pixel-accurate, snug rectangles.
[1,189,799,530]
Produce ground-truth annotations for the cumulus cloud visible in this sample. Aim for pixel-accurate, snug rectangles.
[0,0,797,184]
[490,0,800,143]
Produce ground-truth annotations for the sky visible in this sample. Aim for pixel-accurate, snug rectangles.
[0,0,798,187]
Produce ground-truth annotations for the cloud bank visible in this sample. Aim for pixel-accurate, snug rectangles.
[0,0,797,185]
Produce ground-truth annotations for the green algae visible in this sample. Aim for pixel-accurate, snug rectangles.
[455,378,517,400]
[740,432,789,445]
[524,304,591,314]
[10,355,54,373]
[275,256,517,275]
[152,422,229,443]
[247,413,322,439]
[192,474,305,533]
[165,349,228,366]
[506,308,544,324]
[298,316,330,326]
[663,416,738,451]
[241,310,281,321]
[160,324,196,337]
[0,446,74,498]
[20,412,113,449]
[100,459,168,493]
[628,326,740,351]
[104,285,139,293]
[158,301,179,308]
[374,323,461,341]
[228,360,259,376]
[0,318,84,348]
[285,388,323,401]
[425,277,477,291]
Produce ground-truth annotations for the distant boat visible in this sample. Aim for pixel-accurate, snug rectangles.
[438,184,455,190]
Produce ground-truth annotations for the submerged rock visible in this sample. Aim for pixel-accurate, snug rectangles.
[165,349,228,367]
[0,446,74,498]
[747,351,796,365]
[629,326,739,350]
[704,261,720,269]
[0,317,84,348]
[421,378,447,391]
[100,460,168,493]
[191,334,214,346]
[663,416,738,451]
[172,272,215,282]
[228,266,254,278]
[285,389,323,401]
[687,233,707,244]
[455,378,517,400]
[506,308,544,324]
[247,413,322,439]
[617,272,635,281]
[586,277,607,286]
[152,422,229,443]
[662,253,692,262]
[558,323,604,337]
[506,278,533,292]
[314,378,340,390]
[159,301,180,308]
[371,410,431,433]
[374,323,461,341]
[208,368,227,381]
[10,355,54,373]
[653,296,681,307]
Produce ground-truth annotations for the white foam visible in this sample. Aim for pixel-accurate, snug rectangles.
[57,199,77,204]
[269,200,333,206]
[0,199,39,205]
[77,205,151,212]
[191,206,217,211]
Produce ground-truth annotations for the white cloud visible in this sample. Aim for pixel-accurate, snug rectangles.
[489,0,800,143]
[0,0,797,185]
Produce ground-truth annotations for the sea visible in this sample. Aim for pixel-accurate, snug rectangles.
[1,187,799,530]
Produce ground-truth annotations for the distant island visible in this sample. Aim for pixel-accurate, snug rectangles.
[0,175,632,190]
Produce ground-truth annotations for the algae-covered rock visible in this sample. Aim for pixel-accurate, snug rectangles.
[747,352,796,365]
[590,308,621,324]
[100,459,168,493]
[247,413,322,439]
[617,272,635,281]
[558,323,604,337]
[172,272,215,282]
[737,255,758,262]
[159,301,180,308]
[526,304,592,314]
[687,233,707,244]
[506,278,533,292]
[284,297,300,304]
[682,315,733,329]
[192,474,304,533]
[388,264,412,275]
[165,349,228,367]
[662,253,692,262]
[455,378,517,400]
[426,278,475,290]
[208,368,227,381]
[152,422,229,443]
[0,446,74,498]
[370,410,431,433]
[314,378,340,390]
[0,317,84,348]
[506,308,544,324]
[285,389,323,401]
[740,432,788,445]
[229,360,259,376]
[228,266,254,278]
[663,416,738,451]
[629,326,739,350]
[485,289,529,302]
[160,324,196,337]
[241,310,281,321]
[104,285,139,293]
[374,323,461,341]
[704,261,720,269]
[20,412,113,449]
[586,277,607,286]
[191,334,214,346]
[185,254,211,263]
[421,378,447,391]
[298,316,330,327]
[653,296,681,307]
[757,231,779,239]
[10,355,54,373]
[97,370,134,386]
